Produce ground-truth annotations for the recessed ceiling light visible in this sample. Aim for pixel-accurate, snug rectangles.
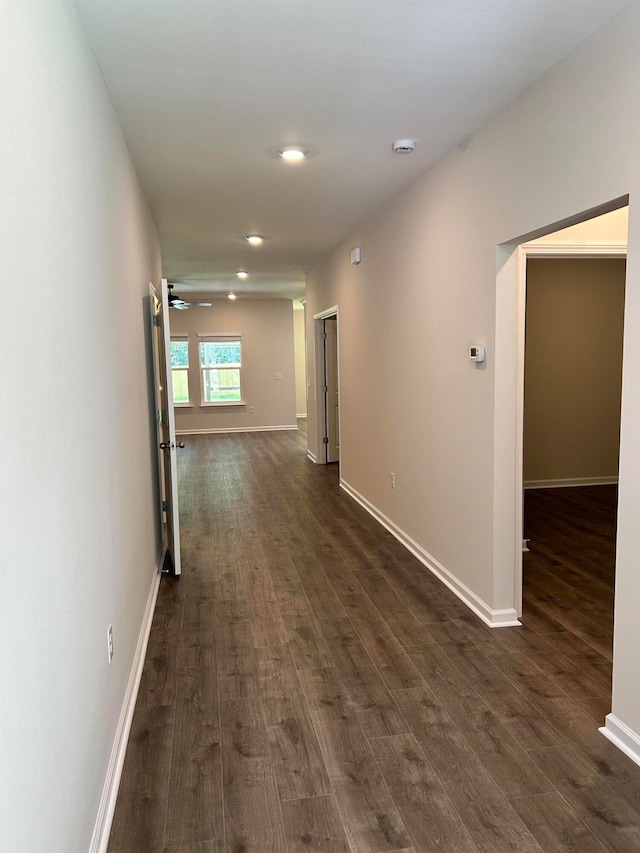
[228,292,237,300]
[245,235,263,245]
[236,270,248,279]
[278,146,307,162]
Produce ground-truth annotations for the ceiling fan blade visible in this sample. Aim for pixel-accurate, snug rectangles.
[172,301,189,309]
[186,301,212,307]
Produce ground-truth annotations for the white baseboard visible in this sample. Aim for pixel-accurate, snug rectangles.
[296,413,307,419]
[600,714,640,768]
[524,476,618,489]
[340,479,521,629]
[307,450,317,463]
[90,567,162,853]
[176,424,298,435]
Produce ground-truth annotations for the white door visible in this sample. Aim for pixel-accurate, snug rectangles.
[150,279,182,575]
[324,315,340,463]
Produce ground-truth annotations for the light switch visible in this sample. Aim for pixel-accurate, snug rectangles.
[274,372,282,380]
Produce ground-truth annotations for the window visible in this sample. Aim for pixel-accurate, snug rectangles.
[170,336,190,405]
[198,334,243,404]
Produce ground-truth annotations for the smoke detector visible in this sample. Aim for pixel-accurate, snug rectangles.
[392,139,416,153]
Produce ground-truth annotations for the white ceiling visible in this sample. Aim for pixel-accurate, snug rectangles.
[75,0,628,299]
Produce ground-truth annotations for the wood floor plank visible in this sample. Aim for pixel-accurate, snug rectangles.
[136,603,184,708]
[435,639,566,750]
[319,617,409,738]
[522,694,640,819]
[218,643,297,701]
[520,599,568,636]
[312,716,412,853]
[349,567,435,652]
[264,549,310,603]
[281,795,351,853]
[107,705,175,853]
[581,694,611,725]
[484,650,568,704]
[282,608,334,671]
[163,677,223,847]
[164,841,224,853]
[543,632,612,695]
[339,593,424,691]
[509,792,606,852]
[215,599,289,648]
[262,690,333,801]
[177,636,218,705]
[298,665,360,726]
[392,687,544,852]
[291,553,348,621]
[370,556,460,625]
[220,697,287,852]
[371,733,478,851]
[407,643,554,797]
[528,745,640,852]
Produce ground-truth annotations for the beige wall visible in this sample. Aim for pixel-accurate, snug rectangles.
[532,206,628,245]
[305,3,640,744]
[1,1,162,850]
[294,305,308,417]
[170,299,297,432]
[524,259,625,485]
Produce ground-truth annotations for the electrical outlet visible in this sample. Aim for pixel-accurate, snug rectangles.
[391,472,396,489]
[274,372,282,380]
[107,624,113,664]
[250,406,255,414]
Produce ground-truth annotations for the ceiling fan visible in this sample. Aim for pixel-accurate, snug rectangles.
[167,284,212,310]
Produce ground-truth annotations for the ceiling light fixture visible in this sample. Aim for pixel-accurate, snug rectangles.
[278,146,307,162]
[392,138,416,153]
[245,235,263,245]
[236,270,248,279]
[228,292,237,300]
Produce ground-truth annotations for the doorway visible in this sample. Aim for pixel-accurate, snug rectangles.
[521,254,625,670]
[314,308,340,464]
[505,205,629,622]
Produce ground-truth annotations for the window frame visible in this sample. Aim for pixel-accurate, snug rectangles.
[197,333,245,407]
[169,335,192,407]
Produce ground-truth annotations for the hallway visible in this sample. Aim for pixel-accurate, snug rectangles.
[108,428,640,852]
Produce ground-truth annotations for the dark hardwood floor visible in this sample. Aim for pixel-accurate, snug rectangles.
[107,427,639,852]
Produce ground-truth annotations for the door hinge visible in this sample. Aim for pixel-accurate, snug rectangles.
[162,500,168,511]
[321,332,327,340]
[322,385,328,393]
[522,539,530,552]
[153,315,162,327]
[322,436,329,444]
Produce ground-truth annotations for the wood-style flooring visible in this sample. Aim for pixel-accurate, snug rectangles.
[108,427,639,853]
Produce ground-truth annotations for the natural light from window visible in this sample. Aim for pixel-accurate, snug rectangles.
[199,338,242,403]
[170,338,190,404]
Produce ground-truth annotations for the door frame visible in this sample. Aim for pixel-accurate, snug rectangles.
[513,242,627,616]
[313,306,340,464]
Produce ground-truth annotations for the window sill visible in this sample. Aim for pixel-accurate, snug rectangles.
[201,401,246,408]
[173,403,193,408]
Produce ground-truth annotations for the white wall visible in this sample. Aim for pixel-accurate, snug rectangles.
[170,299,297,432]
[0,2,161,851]
[305,2,640,749]
[294,305,308,417]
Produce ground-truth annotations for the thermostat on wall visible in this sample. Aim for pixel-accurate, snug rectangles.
[469,345,486,363]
